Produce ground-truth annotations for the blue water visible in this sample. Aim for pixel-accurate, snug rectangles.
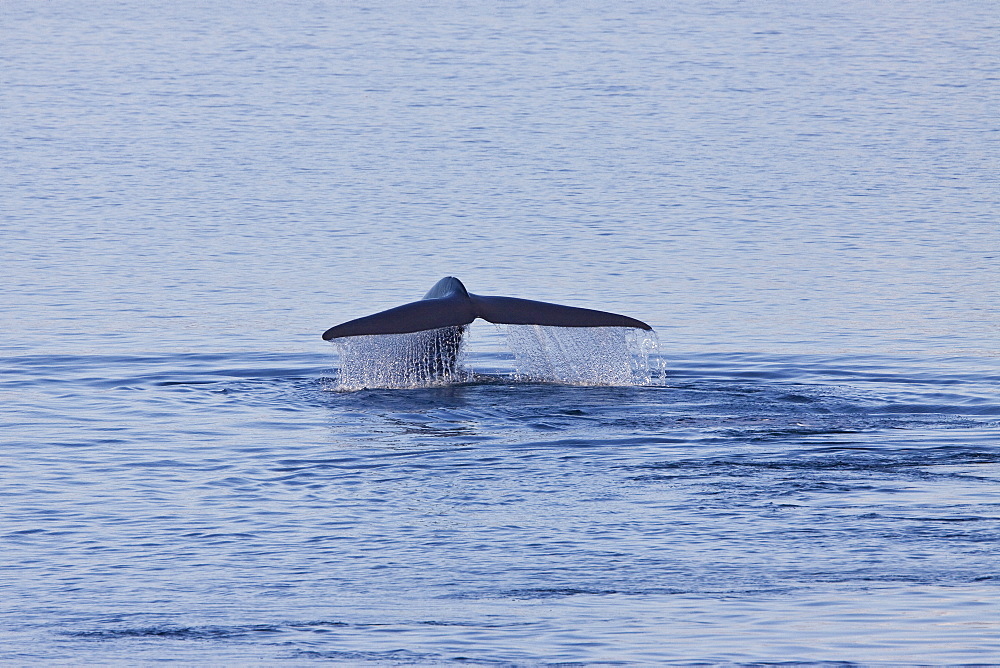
[3,0,998,664]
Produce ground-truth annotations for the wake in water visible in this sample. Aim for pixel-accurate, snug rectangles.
[332,325,661,390]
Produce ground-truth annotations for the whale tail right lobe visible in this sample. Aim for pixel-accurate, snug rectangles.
[471,295,652,331]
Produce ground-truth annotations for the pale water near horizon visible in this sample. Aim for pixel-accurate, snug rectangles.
[2,0,999,665]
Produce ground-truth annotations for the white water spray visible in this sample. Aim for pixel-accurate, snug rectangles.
[334,326,471,389]
[504,325,662,385]
[332,325,662,390]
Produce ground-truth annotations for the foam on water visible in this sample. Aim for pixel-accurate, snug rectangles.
[332,325,661,389]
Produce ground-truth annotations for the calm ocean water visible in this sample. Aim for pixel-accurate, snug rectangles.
[3,0,998,664]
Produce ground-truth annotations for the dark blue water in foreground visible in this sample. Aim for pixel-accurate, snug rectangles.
[3,0,998,664]
[3,350,999,664]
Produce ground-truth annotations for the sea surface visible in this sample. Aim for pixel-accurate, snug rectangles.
[2,0,999,665]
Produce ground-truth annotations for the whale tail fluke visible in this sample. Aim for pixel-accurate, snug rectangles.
[322,277,651,340]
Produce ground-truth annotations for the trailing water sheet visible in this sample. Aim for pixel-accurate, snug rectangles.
[504,325,662,386]
[332,324,661,389]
